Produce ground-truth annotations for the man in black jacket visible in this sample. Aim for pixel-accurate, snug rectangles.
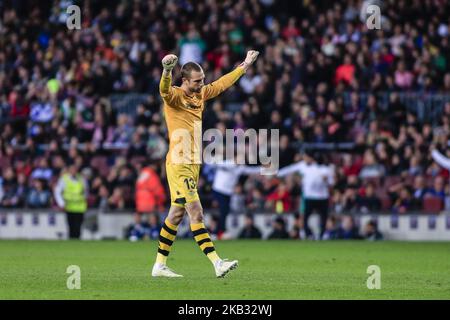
[238,213,262,239]
[268,216,289,239]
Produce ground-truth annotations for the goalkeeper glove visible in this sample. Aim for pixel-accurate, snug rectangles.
[161,54,178,72]
[241,50,259,69]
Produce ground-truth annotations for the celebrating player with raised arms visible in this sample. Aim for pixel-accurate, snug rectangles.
[151,51,259,278]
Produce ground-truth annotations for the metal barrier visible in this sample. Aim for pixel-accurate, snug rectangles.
[341,92,450,124]
[109,94,150,116]
[1,209,449,240]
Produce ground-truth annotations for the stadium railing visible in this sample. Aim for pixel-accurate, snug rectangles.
[341,91,450,124]
[107,92,450,124]
[1,209,450,240]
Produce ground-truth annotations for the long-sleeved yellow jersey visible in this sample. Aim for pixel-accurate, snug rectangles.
[160,66,246,164]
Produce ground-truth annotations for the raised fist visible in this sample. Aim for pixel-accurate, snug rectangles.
[162,54,178,71]
[244,50,260,66]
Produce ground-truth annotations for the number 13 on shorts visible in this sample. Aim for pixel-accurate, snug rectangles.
[166,162,200,207]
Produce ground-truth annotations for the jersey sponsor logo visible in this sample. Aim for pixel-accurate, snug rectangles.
[185,103,201,110]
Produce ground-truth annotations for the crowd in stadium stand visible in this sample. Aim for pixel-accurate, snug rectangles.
[1,0,450,223]
[125,211,383,241]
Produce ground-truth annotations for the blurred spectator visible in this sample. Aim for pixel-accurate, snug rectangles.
[247,188,266,212]
[0,178,3,204]
[394,61,414,89]
[179,25,206,65]
[97,185,110,211]
[335,54,355,85]
[412,175,431,206]
[108,187,126,210]
[30,158,53,181]
[425,176,446,201]
[145,213,162,240]
[110,114,133,147]
[134,104,152,127]
[265,181,292,213]
[342,187,359,214]
[29,93,54,123]
[392,187,415,214]
[26,179,51,208]
[331,190,345,215]
[127,131,147,157]
[357,183,382,213]
[0,168,18,208]
[14,157,32,178]
[289,213,305,240]
[268,216,289,240]
[342,154,362,176]
[278,135,296,169]
[207,214,220,240]
[230,184,246,214]
[13,173,29,208]
[362,220,383,241]
[337,215,362,240]
[322,216,339,240]
[431,149,450,171]
[238,213,262,239]
[127,221,148,242]
[239,67,262,95]
[359,150,385,179]
[147,124,168,160]
[135,161,166,224]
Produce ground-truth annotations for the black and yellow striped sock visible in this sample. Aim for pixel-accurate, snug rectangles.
[191,222,220,264]
[156,218,178,265]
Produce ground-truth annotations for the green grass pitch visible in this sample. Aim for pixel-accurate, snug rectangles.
[0,240,449,299]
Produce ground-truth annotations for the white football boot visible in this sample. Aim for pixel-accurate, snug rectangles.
[152,263,183,278]
[214,259,239,278]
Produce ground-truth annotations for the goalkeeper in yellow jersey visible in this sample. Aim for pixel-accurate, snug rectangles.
[152,50,259,278]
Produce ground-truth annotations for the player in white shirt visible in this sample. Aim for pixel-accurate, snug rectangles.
[210,157,262,237]
[431,148,450,170]
[278,152,335,239]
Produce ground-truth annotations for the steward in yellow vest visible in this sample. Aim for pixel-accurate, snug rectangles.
[62,174,87,213]
[54,164,88,239]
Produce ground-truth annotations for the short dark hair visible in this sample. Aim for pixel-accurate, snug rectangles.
[367,219,377,228]
[274,216,285,226]
[245,213,254,221]
[181,62,202,79]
